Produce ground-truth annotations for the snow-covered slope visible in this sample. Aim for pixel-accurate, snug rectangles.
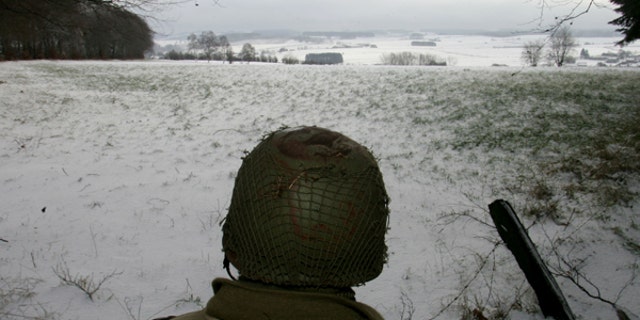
[1,60,639,320]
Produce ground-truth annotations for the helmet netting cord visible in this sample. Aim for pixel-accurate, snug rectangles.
[223,256,237,281]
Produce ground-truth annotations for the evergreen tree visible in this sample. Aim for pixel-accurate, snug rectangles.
[609,0,640,45]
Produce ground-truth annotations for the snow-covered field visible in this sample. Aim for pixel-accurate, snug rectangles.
[156,33,640,67]
[1,60,639,320]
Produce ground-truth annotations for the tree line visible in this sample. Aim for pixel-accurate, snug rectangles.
[161,33,350,65]
[0,0,153,60]
[380,52,447,66]
[162,31,280,64]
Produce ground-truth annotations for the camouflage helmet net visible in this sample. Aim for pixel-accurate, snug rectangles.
[222,126,389,288]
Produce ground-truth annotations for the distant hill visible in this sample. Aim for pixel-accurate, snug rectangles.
[155,28,620,44]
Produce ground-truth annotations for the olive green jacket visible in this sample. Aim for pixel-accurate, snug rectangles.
[165,278,384,320]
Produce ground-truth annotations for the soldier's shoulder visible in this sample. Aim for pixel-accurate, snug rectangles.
[154,310,218,320]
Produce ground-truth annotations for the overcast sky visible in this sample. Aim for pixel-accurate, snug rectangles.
[154,0,619,37]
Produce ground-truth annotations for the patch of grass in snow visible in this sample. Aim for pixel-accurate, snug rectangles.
[0,276,57,319]
[31,62,81,77]
[613,227,640,256]
[52,258,122,302]
[445,70,640,216]
[458,287,539,320]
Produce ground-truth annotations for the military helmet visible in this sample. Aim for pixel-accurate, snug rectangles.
[222,126,389,287]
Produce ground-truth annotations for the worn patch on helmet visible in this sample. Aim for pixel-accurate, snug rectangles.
[275,127,353,160]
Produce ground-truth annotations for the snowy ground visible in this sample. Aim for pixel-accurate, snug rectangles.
[1,60,639,320]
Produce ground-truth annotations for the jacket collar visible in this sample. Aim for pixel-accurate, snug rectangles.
[205,278,383,320]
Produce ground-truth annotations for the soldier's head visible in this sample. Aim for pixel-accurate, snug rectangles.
[222,126,389,288]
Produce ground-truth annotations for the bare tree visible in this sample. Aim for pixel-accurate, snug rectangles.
[89,0,192,14]
[547,26,578,66]
[239,43,256,63]
[522,40,545,67]
[218,35,233,63]
[187,33,198,53]
[529,0,604,32]
[200,31,220,62]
